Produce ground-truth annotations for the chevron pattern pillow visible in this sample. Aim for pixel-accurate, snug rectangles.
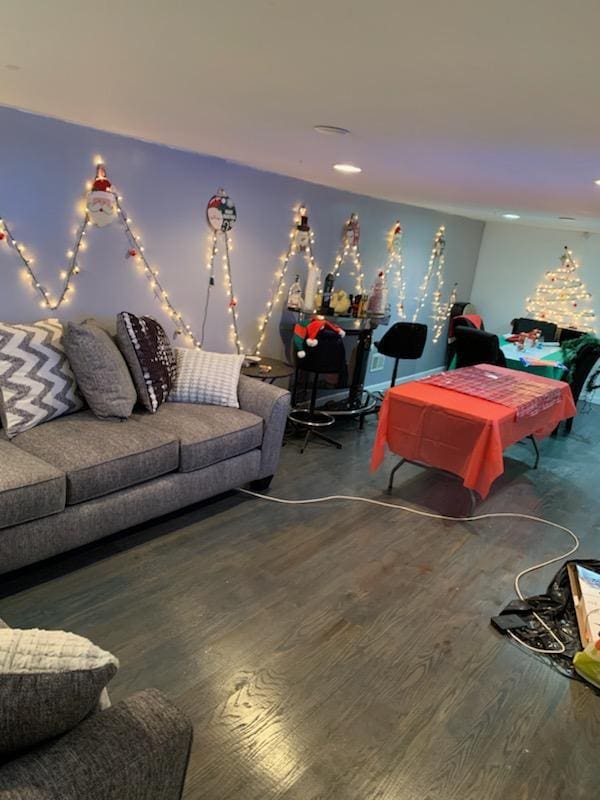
[0,319,83,438]
[169,347,244,407]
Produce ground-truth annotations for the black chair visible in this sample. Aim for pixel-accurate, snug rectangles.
[289,328,346,452]
[560,341,600,433]
[374,322,428,387]
[512,317,558,342]
[559,327,586,344]
[454,326,507,368]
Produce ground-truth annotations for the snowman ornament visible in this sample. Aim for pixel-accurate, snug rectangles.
[206,189,237,232]
[86,164,117,227]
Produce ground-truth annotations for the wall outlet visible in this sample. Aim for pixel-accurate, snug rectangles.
[370,352,385,372]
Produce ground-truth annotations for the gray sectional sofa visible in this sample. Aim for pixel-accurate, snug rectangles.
[0,376,290,575]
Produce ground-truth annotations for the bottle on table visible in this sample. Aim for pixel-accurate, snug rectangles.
[287,274,303,310]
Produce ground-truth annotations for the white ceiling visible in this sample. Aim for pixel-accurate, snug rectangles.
[3,0,600,230]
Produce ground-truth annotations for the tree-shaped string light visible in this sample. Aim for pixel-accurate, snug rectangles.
[331,213,365,293]
[253,204,320,356]
[382,220,406,319]
[203,189,244,354]
[526,246,596,332]
[411,224,457,342]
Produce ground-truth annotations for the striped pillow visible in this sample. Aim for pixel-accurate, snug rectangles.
[0,319,83,438]
[169,348,244,407]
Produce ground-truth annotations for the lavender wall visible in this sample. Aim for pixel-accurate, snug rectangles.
[0,106,484,386]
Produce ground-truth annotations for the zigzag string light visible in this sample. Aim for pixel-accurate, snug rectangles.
[382,220,406,319]
[412,224,445,324]
[114,196,200,346]
[222,233,243,354]
[0,162,201,345]
[253,205,320,356]
[332,213,365,293]
[432,280,458,343]
[0,210,89,311]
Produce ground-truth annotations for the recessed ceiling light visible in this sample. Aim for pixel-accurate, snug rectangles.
[333,163,362,174]
[501,213,521,220]
[314,125,350,136]
[594,179,600,186]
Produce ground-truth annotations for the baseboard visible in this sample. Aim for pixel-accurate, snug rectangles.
[314,365,445,406]
[365,365,444,394]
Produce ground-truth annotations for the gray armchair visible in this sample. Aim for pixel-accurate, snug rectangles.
[0,619,192,799]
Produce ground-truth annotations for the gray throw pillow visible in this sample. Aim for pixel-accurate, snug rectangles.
[65,320,137,419]
[0,628,119,758]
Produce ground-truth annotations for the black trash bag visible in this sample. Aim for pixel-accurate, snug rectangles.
[499,559,600,690]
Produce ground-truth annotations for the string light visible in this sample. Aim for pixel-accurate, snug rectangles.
[331,213,365,293]
[114,195,201,346]
[1,164,201,346]
[0,214,88,311]
[410,224,456,342]
[526,246,596,332]
[383,220,406,319]
[253,204,321,356]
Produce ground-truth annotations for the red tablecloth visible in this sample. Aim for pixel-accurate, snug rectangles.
[371,366,576,498]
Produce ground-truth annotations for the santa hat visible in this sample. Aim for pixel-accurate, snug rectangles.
[91,163,112,193]
[293,316,345,358]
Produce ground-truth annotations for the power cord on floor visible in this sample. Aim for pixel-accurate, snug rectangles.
[238,489,580,656]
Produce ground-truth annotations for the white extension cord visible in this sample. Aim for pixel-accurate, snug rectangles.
[239,489,580,656]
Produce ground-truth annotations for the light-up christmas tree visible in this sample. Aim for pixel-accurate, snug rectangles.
[526,246,596,332]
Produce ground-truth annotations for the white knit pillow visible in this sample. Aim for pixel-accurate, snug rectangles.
[0,628,119,757]
[169,348,244,408]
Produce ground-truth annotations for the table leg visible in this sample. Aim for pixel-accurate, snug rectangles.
[348,329,373,409]
[387,458,406,494]
[528,435,540,469]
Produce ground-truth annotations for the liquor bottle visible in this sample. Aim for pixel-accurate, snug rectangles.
[319,272,335,315]
[295,207,311,251]
[287,274,303,310]
[367,270,389,316]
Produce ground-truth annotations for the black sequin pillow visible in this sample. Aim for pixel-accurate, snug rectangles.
[116,312,177,412]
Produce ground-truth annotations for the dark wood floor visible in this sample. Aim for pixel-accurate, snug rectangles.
[1,405,599,799]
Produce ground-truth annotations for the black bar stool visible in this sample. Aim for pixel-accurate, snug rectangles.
[374,322,428,387]
[289,328,346,452]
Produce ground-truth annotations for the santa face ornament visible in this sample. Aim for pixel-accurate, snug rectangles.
[86,164,117,227]
[207,191,237,232]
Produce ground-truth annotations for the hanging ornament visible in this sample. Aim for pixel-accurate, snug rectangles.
[206,189,237,232]
[126,248,138,258]
[388,221,402,256]
[433,225,446,257]
[86,163,117,227]
[344,212,360,248]
[295,205,311,251]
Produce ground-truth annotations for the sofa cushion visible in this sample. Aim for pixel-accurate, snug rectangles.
[0,627,118,758]
[0,440,65,529]
[134,402,263,472]
[13,411,179,505]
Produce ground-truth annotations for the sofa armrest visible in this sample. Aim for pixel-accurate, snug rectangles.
[0,689,193,800]
[238,375,290,478]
